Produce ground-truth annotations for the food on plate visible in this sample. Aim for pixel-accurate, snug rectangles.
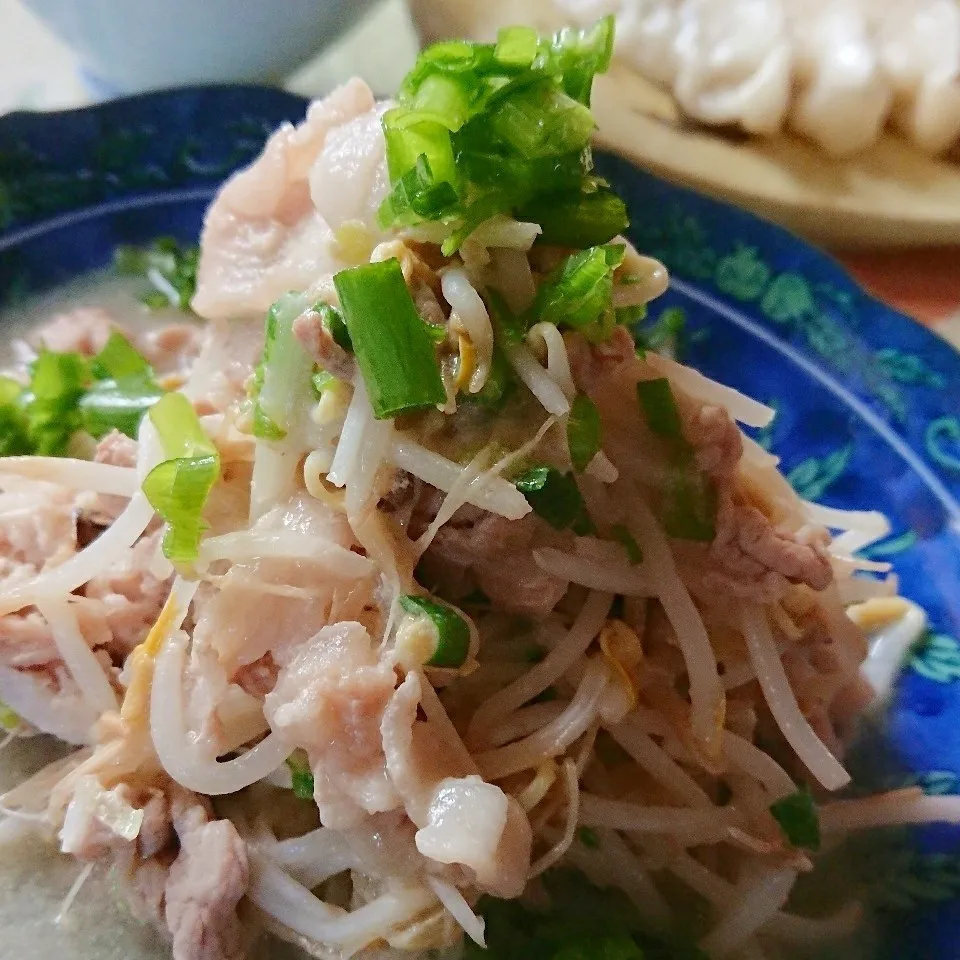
[556,0,960,155]
[0,17,955,960]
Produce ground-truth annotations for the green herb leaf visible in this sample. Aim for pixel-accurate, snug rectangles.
[80,378,163,440]
[533,244,625,340]
[660,468,716,542]
[286,751,315,801]
[380,19,616,248]
[515,465,592,532]
[567,393,602,471]
[334,259,446,419]
[770,785,821,852]
[611,524,643,564]
[251,293,314,441]
[520,187,628,249]
[469,868,708,960]
[0,376,31,456]
[636,378,683,440]
[115,237,199,311]
[577,826,601,849]
[25,351,90,455]
[142,393,220,564]
[399,594,471,667]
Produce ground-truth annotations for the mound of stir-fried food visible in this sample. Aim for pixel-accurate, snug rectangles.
[0,19,957,960]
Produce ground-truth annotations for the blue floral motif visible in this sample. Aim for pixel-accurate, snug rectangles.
[909,632,960,684]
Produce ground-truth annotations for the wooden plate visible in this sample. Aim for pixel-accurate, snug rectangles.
[410,0,960,249]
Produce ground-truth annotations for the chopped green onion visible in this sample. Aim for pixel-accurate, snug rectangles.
[115,237,199,311]
[314,302,352,353]
[519,187,628,249]
[91,332,152,381]
[567,393,602,471]
[661,468,717,542]
[537,15,616,105]
[514,465,593,533]
[494,25,539,67]
[0,377,31,456]
[142,393,220,564]
[576,826,601,849]
[636,377,683,440]
[286,751,314,801]
[251,293,314,441]
[611,524,643,565]
[488,81,595,160]
[0,699,18,731]
[533,244,625,340]
[80,332,162,439]
[380,19,617,249]
[311,368,336,399]
[637,378,717,541]
[333,259,446,419]
[399,594,471,668]
[25,351,89,455]
[770,785,821,852]
[80,378,163,440]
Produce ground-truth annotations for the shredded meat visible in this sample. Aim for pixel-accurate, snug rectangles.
[264,621,399,828]
[684,403,744,480]
[704,495,833,600]
[165,794,250,960]
[292,306,354,379]
[94,429,139,468]
[567,324,636,392]
[193,80,379,321]
[423,505,568,619]
[33,307,114,355]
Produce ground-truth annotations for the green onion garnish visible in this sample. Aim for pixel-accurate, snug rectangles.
[519,187,628,249]
[115,237,199,311]
[0,377,30,457]
[379,17,621,252]
[532,244,625,341]
[25,351,88,455]
[611,524,643,565]
[315,302,353,353]
[251,293,314,441]
[514,465,593,533]
[0,699,19,732]
[566,393,602,472]
[636,378,717,541]
[311,368,336,399]
[286,751,314,800]
[80,332,163,440]
[399,594,471,668]
[576,826,601,849]
[142,392,220,564]
[461,343,514,411]
[333,259,445,420]
[769,785,821,852]
[636,377,684,440]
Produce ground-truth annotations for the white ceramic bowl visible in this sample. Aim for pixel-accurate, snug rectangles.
[23,0,377,95]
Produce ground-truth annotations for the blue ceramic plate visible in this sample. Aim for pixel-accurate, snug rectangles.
[1,88,959,959]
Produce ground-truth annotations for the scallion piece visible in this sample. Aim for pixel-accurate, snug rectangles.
[251,293,314,441]
[81,332,162,439]
[0,377,31,457]
[115,237,199,311]
[488,81,595,160]
[314,302,352,353]
[333,259,446,419]
[0,698,19,731]
[311,368,336,399]
[461,343,514,411]
[495,25,539,67]
[25,351,89,455]
[533,244,625,339]
[537,15,616,105]
[567,393,602,472]
[576,825,601,849]
[611,524,643,564]
[286,751,315,801]
[142,392,220,564]
[637,377,684,440]
[399,594,471,668]
[519,187,628,248]
[514,465,593,533]
[769,785,821,852]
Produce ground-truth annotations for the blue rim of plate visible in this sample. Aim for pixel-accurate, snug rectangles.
[1,87,960,958]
